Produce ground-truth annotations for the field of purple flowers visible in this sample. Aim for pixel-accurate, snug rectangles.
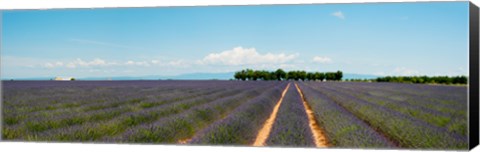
[1,80,468,149]
[2,81,281,142]
[300,81,468,149]
[265,84,315,147]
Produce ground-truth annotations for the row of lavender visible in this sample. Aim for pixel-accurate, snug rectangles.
[3,82,221,140]
[265,84,315,146]
[189,82,288,144]
[115,82,286,143]
[322,82,467,135]
[297,82,394,148]
[300,82,468,149]
[2,80,284,142]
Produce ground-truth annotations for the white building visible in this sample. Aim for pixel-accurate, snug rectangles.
[54,77,74,81]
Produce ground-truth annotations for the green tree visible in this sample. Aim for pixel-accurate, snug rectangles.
[239,70,247,81]
[314,72,325,81]
[325,72,336,81]
[275,69,287,81]
[287,71,298,80]
[306,72,315,81]
[234,71,241,80]
[252,70,259,81]
[335,70,343,81]
[298,71,307,81]
[233,69,347,82]
[246,69,254,80]
[269,72,277,81]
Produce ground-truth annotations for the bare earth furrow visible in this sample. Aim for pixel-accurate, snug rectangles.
[252,83,291,146]
[294,83,329,147]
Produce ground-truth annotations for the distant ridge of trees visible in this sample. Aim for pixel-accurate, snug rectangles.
[233,69,343,81]
[234,69,467,85]
[345,75,468,85]
[375,75,468,84]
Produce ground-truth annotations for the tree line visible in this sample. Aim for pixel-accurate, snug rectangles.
[233,69,343,81]
[345,75,468,84]
[374,75,468,84]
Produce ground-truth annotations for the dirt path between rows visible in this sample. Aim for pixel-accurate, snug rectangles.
[294,83,330,148]
[252,83,291,146]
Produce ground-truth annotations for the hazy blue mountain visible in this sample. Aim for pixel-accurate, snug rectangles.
[2,77,56,81]
[165,72,235,80]
[3,72,379,81]
[342,73,380,80]
[79,72,235,80]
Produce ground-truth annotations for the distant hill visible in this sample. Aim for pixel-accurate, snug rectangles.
[2,77,55,81]
[83,73,378,80]
[3,72,379,81]
[80,72,235,80]
[164,72,235,80]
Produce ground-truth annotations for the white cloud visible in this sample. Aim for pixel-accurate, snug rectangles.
[168,60,190,67]
[43,58,116,69]
[125,61,134,65]
[278,64,297,69]
[44,63,55,68]
[125,60,150,67]
[66,63,76,68]
[147,59,190,67]
[201,47,298,66]
[2,56,50,68]
[332,11,345,19]
[88,69,101,73]
[76,58,107,66]
[66,58,112,68]
[40,58,193,69]
[151,60,160,64]
[376,67,420,76]
[44,62,63,68]
[312,56,332,64]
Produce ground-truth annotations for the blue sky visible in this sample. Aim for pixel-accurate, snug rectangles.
[1,2,470,79]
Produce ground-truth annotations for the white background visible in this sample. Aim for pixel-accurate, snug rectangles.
[0,0,479,152]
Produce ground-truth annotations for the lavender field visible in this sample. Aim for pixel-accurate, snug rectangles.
[1,80,468,149]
